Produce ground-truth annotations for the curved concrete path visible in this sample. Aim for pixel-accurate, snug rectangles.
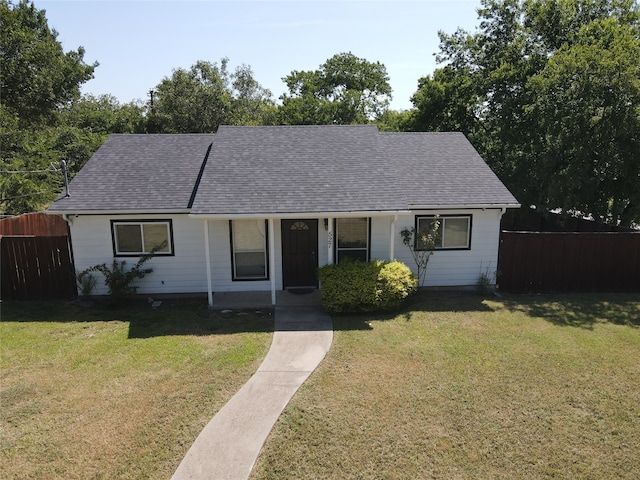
[172,305,333,480]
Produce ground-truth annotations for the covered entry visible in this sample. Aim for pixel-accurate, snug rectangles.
[281,219,318,288]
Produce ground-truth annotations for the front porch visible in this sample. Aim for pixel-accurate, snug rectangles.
[210,288,322,310]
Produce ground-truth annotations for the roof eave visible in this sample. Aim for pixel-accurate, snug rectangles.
[408,203,521,210]
[188,210,411,219]
[46,208,192,216]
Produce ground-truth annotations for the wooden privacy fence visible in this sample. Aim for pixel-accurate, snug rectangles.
[498,232,640,293]
[1,235,77,300]
[0,212,69,236]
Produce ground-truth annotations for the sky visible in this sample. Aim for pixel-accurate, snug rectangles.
[34,0,483,111]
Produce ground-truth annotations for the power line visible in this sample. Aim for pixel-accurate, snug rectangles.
[0,191,53,201]
[0,167,61,174]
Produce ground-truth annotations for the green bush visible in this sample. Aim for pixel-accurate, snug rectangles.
[318,260,417,314]
[81,254,154,298]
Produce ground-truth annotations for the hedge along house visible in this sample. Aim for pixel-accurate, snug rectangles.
[47,125,519,306]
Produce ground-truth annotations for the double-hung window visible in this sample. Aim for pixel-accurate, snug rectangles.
[112,220,173,256]
[336,217,370,262]
[416,215,471,250]
[230,219,268,280]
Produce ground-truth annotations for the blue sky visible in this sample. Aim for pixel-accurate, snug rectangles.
[35,0,482,111]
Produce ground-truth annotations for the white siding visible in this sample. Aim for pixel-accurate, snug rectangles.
[206,219,281,292]
[390,210,503,287]
[70,214,208,296]
[69,210,503,296]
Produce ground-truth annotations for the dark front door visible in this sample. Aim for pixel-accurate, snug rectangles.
[281,219,318,288]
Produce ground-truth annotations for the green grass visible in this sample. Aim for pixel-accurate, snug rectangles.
[1,299,273,480]
[2,293,639,479]
[251,292,640,480]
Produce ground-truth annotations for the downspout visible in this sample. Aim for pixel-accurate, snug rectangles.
[389,215,397,260]
[61,213,77,297]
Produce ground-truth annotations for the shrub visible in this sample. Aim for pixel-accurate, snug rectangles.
[375,260,418,310]
[76,270,97,296]
[318,260,417,314]
[81,253,154,298]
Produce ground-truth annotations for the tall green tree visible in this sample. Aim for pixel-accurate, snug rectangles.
[409,0,640,226]
[278,52,393,125]
[148,59,275,133]
[0,0,97,125]
[1,0,99,214]
[229,64,277,126]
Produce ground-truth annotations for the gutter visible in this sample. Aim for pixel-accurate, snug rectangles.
[46,209,192,216]
[188,210,412,220]
[408,203,521,210]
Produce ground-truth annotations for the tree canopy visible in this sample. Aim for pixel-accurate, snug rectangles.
[0,0,96,125]
[278,52,393,125]
[408,0,640,226]
[1,1,94,213]
[147,59,276,133]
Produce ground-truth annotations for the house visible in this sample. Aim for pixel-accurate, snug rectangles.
[47,124,519,305]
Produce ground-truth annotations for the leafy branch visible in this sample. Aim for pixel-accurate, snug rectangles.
[400,217,439,287]
[80,241,166,298]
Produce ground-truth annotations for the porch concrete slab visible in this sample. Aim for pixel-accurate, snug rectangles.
[211,289,321,309]
[171,305,332,480]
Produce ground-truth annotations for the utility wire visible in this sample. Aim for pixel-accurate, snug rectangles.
[0,191,53,201]
[0,167,62,174]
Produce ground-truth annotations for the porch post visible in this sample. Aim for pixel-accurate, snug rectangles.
[389,215,398,260]
[327,217,334,265]
[203,219,213,307]
[268,218,276,305]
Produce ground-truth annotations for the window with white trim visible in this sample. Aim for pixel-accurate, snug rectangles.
[230,219,268,280]
[112,220,173,256]
[336,217,370,262]
[416,215,471,250]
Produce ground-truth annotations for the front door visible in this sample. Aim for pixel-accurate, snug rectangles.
[281,219,318,288]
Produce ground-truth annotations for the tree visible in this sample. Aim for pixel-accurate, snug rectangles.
[400,218,440,287]
[1,1,99,214]
[228,64,278,126]
[148,60,232,133]
[527,18,640,226]
[0,0,97,125]
[375,109,413,132]
[60,94,147,135]
[148,59,275,133]
[278,52,393,125]
[408,0,640,226]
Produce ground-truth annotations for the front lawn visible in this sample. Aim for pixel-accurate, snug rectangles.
[251,292,640,480]
[2,293,638,479]
[1,299,273,480]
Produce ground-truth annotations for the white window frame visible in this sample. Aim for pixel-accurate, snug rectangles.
[335,217,370,263]
[230,219,269,281]
[416,215,471,250]
[111,220,173,256]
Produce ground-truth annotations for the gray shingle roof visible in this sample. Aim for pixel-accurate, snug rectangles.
[48,126,518,215]
[48,134,213,212]
[190,125,405,215]
[380,132,519,207]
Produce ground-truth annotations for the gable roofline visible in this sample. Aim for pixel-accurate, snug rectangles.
[47,126,520,215]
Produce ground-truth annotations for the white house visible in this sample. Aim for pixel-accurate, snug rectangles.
[47,125,519,306]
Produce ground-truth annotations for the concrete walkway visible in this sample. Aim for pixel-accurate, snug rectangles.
[172,304,333,480]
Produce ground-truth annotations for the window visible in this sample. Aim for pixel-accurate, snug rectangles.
[112,220,173,256]
[416,215,471,250]
[230,219,268,280]
[336,217,370,262]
